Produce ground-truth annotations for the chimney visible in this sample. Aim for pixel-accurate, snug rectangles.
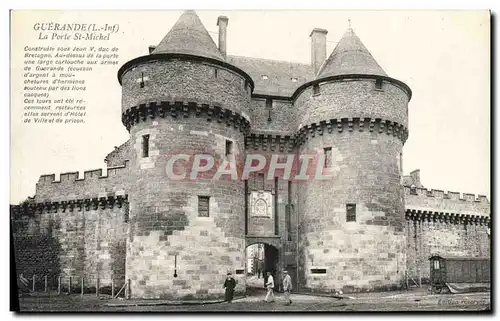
[410,169,421,186]
[310,28,328,76]
[217,16,229,58]
[148,45,156,54]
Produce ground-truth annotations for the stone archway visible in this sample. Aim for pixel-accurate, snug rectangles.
[245,241,282,292]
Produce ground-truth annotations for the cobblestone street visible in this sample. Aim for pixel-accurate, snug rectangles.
[17,288,491,312]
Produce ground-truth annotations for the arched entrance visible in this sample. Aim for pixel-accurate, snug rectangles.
[245,242,281,293]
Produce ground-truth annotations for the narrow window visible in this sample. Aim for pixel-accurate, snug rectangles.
[140,72,145,88]
[266,98,272,122]
[410,185,417,195]
[375,78,383,90]
[433,260,440,270]
[258,173,265,190]
[313,84,320,95]
[346,204,356,222]
[198,196,210,217]
[214,68,218,79]
[225,140,233,156]
[287,180,292,241]
[311,268,327,274]
[324,147,332,168]
[142,134,150,158]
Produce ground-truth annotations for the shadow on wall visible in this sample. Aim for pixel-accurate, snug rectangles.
[12,215,62,291]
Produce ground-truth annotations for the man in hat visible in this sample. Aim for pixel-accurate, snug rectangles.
[282,270,293,305]
[223,272,237,303]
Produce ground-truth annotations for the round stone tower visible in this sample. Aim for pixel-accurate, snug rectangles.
[295,28,412,293]
[117,11,253,299]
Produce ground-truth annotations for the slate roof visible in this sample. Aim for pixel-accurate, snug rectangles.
[152,10,225,62]
[227,55,314,97]
[317,28,387,79]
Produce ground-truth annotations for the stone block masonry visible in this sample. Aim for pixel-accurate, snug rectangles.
[11,11,491,299]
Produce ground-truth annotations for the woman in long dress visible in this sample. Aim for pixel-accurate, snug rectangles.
[223,272,236,303]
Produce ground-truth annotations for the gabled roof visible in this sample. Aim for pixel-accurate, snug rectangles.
[317,28,387,79]
[152,10,225,61]
[227,55,314,97]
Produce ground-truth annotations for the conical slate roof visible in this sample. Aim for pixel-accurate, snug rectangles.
[152,10,225,61]
[317,28,387,78]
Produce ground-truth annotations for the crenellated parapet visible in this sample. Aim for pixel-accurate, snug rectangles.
[35,161,129,203]
[404,186,489,204]
[405,209,490,226]
[121,100,251,133]
[245,132,295,152]
[10,194,128,217]
[38,161,129,185]
[295,117,408,146]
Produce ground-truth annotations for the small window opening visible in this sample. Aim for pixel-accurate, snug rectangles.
[433,260,440,270]
[198,196,210,217]
[410,185,417,195]
[214,68,218,78]
[346,203,356,222]
[311,268,326,274]
[313,84,320,95]
[225,140,233,156]
[140,72,145,88]
[235,269,244,275]
[258,173,265,190]
[324,147,332,168]
[142,134,150,158]
[375,78,383,90]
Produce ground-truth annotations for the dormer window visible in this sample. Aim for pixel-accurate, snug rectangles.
[375,78,384,91]
[261,75,268,80]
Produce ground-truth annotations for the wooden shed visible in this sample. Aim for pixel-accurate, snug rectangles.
[429,255,490,293]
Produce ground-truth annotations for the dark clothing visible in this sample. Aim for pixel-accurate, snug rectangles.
[224,277,236,302]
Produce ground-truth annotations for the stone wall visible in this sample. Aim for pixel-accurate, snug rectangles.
[404,187,489,216]
[120,60,252,121]
[405,216,490,283]
[34,161,129,202]
[125,115,246,299]
[295,79,409,129]
[249,98,296,134]
[294,77,410,294]
[11,199,128,289]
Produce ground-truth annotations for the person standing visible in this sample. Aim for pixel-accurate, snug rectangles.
[223,272,236,303]
[264,271,275,303]
[282,270,293,305]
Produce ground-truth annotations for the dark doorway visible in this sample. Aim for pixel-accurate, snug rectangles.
[245,243,280,293]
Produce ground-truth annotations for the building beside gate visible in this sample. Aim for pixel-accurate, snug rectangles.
[11,11,490,299]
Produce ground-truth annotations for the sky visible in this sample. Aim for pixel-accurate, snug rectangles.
[10,10,490,203]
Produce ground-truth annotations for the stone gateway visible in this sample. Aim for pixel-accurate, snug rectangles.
[11,11,490,299]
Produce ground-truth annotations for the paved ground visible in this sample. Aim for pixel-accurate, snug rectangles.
[15,287,491,312]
